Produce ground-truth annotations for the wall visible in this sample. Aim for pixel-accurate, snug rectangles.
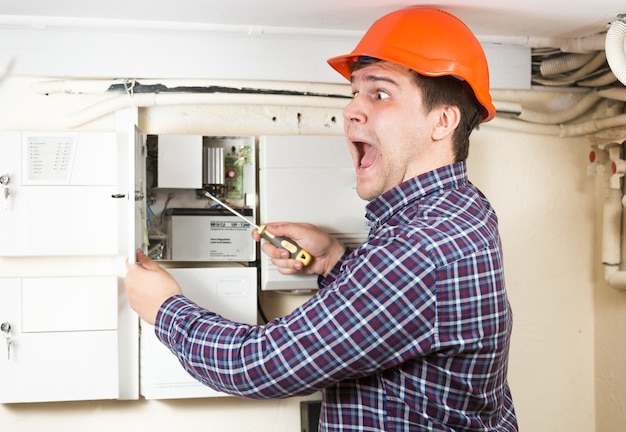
[593,159,626,432]
[469,128,596,431]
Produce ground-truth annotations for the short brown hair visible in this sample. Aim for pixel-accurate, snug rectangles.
[350,57,482,162]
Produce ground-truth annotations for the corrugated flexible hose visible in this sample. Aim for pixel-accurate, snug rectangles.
[606,16,626,86]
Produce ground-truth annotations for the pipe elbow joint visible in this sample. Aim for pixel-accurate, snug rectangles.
[604,265,626,290]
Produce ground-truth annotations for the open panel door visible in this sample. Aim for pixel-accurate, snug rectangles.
[113,107,145,400]
[129,124,148,263]
[114,109,147,263]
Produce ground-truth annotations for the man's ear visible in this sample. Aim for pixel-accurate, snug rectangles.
[432,105,461,141]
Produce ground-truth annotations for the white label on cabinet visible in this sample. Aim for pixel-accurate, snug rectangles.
[24,135,76,185]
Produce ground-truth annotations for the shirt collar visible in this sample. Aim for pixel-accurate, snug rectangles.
[365,161,468,228]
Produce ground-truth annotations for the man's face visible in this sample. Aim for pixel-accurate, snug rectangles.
[344,61,444,201]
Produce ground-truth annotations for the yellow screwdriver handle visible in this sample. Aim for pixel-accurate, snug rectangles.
[257,224,312,267]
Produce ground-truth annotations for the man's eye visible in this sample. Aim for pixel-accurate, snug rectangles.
[352,91,359,98]
[377,91,390,100]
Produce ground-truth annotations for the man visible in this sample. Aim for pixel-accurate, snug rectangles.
[126,6,518,431]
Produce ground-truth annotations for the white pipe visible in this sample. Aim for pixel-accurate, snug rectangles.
[578,71,617,88]
[485,117,562,135]
[487,113,626,137]
[603,188,623,266]
[0,14,362,39]
[539,53,595,77]
[532,52,608,86]
[603,188,626,290]
[605,268,626,289]
[560,113,626,137]
[32,79,114,95]
[493,101,522,116]
[598,87,626,102]
[516,91,602,124]
[558,32,609,53]
[478,33,607,53]
[605,16,626,87]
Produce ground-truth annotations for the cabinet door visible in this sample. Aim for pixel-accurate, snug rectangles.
[0,277,119,403]
[139,267,257,399]
[0,131,119,256]
[113,108,145,400]
[114,113,148,263]
[130,124,148,261]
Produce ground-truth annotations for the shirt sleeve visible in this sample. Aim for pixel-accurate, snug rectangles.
[317,246,352,289]
[154,232,439,399]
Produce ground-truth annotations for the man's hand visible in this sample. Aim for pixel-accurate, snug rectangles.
[125,249,182,325]
[252,222,345,277]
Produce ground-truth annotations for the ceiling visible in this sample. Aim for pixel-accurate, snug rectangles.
[0,0,624,41]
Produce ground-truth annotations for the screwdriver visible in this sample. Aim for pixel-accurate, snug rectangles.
[203,191,312,267]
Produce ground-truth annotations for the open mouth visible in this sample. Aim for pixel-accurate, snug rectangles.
[355,141,378,169]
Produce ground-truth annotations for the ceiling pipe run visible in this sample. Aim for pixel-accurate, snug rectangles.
[30,77,626,134]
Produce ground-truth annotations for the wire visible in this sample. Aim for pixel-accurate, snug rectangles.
[159,193,174,226]
[123,78,137,107]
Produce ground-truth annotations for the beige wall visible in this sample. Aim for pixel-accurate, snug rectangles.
[0,76,618,431]
[469,128,597,431]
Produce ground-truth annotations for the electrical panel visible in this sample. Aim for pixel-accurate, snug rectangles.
[259,135,369,291]
[137,134,259,399]
[145,135,256,263]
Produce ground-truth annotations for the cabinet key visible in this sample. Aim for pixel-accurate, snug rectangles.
[1,322,11,360]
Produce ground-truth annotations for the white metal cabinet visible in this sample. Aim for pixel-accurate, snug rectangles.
[140,266,257,399]
[0,131,119,256]
[0,276,119,403]
[258,135,369,291]
[0,117,143,403]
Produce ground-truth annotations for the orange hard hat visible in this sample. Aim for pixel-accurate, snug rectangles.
[327,7,496,122]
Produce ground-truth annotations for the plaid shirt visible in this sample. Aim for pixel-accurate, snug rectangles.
[156,162,518,431]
